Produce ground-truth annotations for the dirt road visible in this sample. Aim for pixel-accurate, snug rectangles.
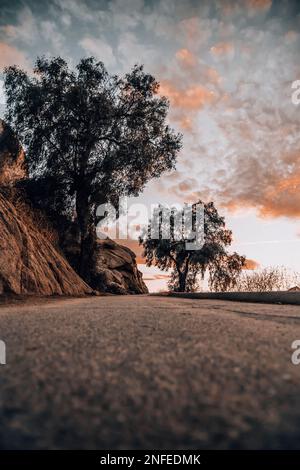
[0,295,300,449]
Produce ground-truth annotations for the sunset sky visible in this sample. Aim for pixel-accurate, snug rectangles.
[1,0,300,291]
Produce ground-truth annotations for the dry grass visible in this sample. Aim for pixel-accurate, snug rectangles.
[233,266,300,292]
[0,186,59,246]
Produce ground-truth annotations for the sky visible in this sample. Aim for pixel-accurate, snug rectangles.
[1,0,300,291]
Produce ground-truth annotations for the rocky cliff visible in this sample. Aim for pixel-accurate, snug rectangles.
[0,191,92,296]
[0,122,91,296]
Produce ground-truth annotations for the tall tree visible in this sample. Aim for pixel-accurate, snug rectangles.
[140,201,245,292]
[4,57,182,279]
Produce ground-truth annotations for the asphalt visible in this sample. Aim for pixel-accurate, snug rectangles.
[0,295,300,449]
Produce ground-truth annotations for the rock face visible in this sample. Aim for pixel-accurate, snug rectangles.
[92,238,148,294]
[0,192,92,296]
[0,120,27,185]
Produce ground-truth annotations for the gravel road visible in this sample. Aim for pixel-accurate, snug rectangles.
[0,295,300,449]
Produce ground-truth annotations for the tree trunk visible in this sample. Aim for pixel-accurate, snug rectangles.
[178,270,187,292]
[76,190,94,283]
[177,256,191,292]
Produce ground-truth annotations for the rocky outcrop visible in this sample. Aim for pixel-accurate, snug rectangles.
[0,120,27,185]
[91,238,148,294]
[58,222,148,295]
[0,120,148,296]
[0,191,92,296]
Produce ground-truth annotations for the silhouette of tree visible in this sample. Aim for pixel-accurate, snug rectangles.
[4,57,182,280]
[208,252,246,292]
[140,201,245,292]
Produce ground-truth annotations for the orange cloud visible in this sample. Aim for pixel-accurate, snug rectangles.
[285,30,298,44]
[220,163,300,219]
[210,42,234,57]
[246,0,272,11]
[244,259,260,270]
[259,172,300,218]
[0,42,29,70]
[180,17,199,44]
[179,116,193,130]
[171,146,300,221]
[177,178,199,192]
[176,48,197,68]
[206,67,221,84]
[160,80,214,110]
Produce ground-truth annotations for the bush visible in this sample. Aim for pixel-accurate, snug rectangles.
[231,266,300,292]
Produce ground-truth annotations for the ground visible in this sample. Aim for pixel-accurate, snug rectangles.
[0,295,300,449]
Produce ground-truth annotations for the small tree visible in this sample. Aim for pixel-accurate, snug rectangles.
[4,57,182,279]
[208,252,246,292]
[140,201,245,292]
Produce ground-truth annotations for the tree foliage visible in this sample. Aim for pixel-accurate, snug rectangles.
[140,201,245,292]
[4,57,182,278]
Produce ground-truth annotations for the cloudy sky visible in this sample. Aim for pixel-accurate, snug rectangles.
[1,0,300,291]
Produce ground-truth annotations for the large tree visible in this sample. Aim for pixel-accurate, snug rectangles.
[140,201,245,292]
[4,57,182,279]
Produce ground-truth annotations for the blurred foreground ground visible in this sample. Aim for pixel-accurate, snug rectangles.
[0,295,300,449]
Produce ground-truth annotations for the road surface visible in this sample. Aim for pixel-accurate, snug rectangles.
[0,295,300,449]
